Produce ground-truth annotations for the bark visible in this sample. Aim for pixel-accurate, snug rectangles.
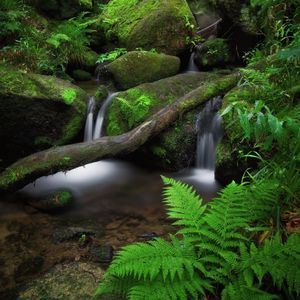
[0,73,240,194]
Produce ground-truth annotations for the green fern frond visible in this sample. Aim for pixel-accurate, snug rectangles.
[106,236,206,282]
[128,273,212,300]
[161,176,206,237]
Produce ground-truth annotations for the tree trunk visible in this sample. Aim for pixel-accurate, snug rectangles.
[0,73,240,194]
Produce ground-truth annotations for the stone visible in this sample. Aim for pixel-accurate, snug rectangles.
[17,262,104,300]
[98,51,181,90]
[194,38,232,70]
[14,256,44,282]
[52,227,97,244]
[27,190,74,212]
[0,64,87,167]
[97,0,196,55]
[90,245,114,263]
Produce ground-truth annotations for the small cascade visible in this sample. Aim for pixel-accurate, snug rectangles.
[84,96,96,142]
[195,96,223,171]
[93,92,118,139]
[186,51,199,72]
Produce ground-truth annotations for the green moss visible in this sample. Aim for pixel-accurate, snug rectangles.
[55,191,72,205]
[61,89,77,105]
[98,0,195,54]
[56,115,83,145]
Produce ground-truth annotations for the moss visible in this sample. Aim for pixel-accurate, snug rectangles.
[56,115,83,145]
[72,70,92,81]
[104,51,180,89]
[61,89,77,105]
[98,0,196,55]
[54,191,73,205]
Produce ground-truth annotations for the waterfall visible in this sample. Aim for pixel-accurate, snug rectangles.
[93,92,118,140]
[186,52,199,72]
[195,96,223,171]
[84,96,96,142]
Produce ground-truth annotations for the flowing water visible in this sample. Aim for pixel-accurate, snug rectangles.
[186,52,199,72]
[0,80,224,295]
[93,92,118,139]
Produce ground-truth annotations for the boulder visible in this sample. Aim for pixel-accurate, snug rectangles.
[106,72,219,135]
[194,38,232,70]
[97,0,196,55]
[98,51,180,90]
[0,64,87,168]
[105,71,235,170]
[34,0,93,20]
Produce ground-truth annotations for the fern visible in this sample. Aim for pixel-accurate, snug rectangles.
[95,178,300,300]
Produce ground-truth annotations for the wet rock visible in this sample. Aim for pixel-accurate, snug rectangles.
[98,51,180,90]
[138,232,159,241]
[90,245,114,263]
[17,262,104,300]
[52,227,96,244]
[27,190,74,212]
[14,256,44,282]
[0,64,87,167]
[97,0,196,55]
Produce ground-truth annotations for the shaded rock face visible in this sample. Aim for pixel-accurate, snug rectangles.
[17,262,104,300]
[97,0,196,55]
[0,65,87,168]
[98,51,181,90]
[194,38,232,70]
[34,0,93,20]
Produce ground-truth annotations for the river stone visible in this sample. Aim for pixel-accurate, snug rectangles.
[0,64,87,168]
[98,51,181,90]
[72,69,92,81]
[17,262,104,300]
[97,0,196,55]
[28,190,74,212]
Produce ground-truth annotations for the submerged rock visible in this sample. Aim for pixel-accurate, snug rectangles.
[97,0,196,55]
[0,64,87,167]
[98,51,180,90]
[28,190,74,212]
[17,262,104,300]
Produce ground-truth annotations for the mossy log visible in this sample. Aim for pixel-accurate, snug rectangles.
[0,73,240,194]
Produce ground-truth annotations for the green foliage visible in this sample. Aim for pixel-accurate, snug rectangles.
[95,177,299,299]
[96,48,127,64]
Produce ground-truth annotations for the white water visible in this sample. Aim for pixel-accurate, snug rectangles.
[186,52,199,72]
[83,96,96,142]
[93,92,118,139]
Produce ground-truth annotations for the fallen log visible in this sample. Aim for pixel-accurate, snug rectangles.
[0,72,240,194]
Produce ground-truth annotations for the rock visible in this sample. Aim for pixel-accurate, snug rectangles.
[193,10,221,38]
[27,190,74,212]
[14,256,44,282]
[106,72,219,135]
[105,71,235,170]
[35,0,93,20]
[98,51,180,90]
[81,50,99,72]
[17,262,104,300]
[194,38,232,70]
[52,227,97,244]
[72,69,92,81]
[90,245,114,263]
[0,64,87,167]
[97,0,196,55]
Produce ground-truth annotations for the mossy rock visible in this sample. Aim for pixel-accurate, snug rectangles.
[80,50,99,73]
[194,38,232,70]
[99,51,180,90]
[0,64,87,167]
[106,72,219,136]
[72,69,92,81]
[17,262,104,300]
[35,0,93,19]
[27,190,74,211]
[97,0,196,55]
